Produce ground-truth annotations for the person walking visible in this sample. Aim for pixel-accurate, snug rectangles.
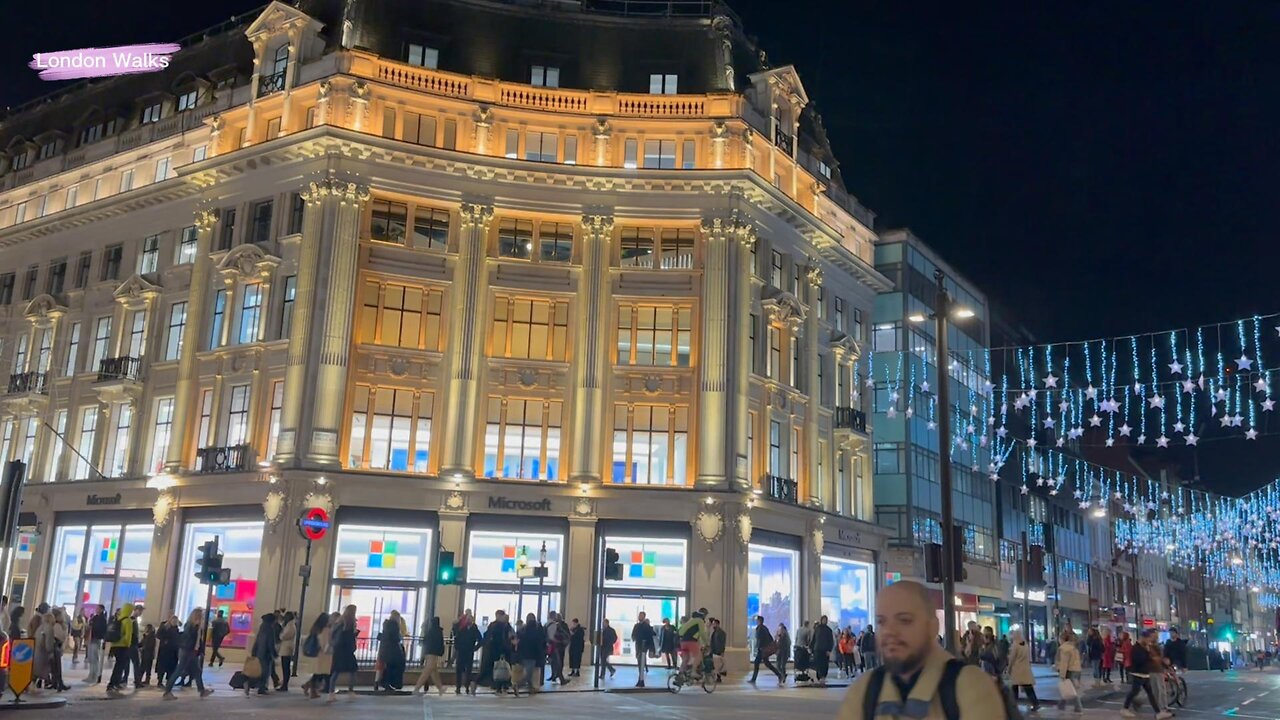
[567,618,585,677]
[631,611,656,687]
[794,620,813,682]
[126,605,143,688]
[811,615,836,685]
[476,610,513,692]
[658,617,677,669]
[162,608,214,700]
[70,609,86,665]
[748,615,783,684]
[597,618,618,680]
[207,610,229,667]
[85,605,106,684]
[859,624,878,670]
[277,612,297,692]
[1101,626,1115,683]
[327,606,359,702]
[32,611,51,690]
[515,613,545,696]
[1121,630,1173,718]
[412,616,445,695]
[106,603,136,695]
[776,623,792,682]
[1087,628,1104,685]
[838,628,857,678]
[137,623,156,686]
[547,611,570,685]
[709,617,727,678]
[300,612,335,699]
[376,610,405,691]
[1055,629,1084,713]
[248,614,278,696]
[452,613,481,695]
[47,610,70,691]
[1007,629,1042,713]
[1118,631,1133,684]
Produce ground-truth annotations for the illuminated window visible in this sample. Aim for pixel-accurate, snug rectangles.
[149,397,174,475]
[279,275,297,338]
[175,225,197,265]
[348,386,434,472]
[101,244,122,281]
[109,402,132,478]
[611,404,688,485]
[538,222,573,262]
[770,250,784,288]
[266,381,284,461]
[649,74,678,94]
[404,112,438,147]
[407,43,439,69]
[525,131,558,163]
[497,218,534,259]
[412,206,449,251]
[141,103,162,124]
[642,139,676,169]
[47,409,67,481]
[64,322,81,376]
[531,65,560,87]
[371,199,408,244]
[616,303,692,367]
[359,281,444,350]
[618,227,695,269]
[769,421,782,475]
[681,139,696,169]
[176,89,198,112]
[125,310,146,358]
[138,234,160,274]
[90,316,112,370]
[248,199,273,244]
[483,397,561,481]
[209,289,226,349]
[238,284,262,344]
[196,389,213,448]
[73,407,97,479]
[623,138,638,169]
[768,326,781,380]
[225,384,250,446]
[491,297,569,361]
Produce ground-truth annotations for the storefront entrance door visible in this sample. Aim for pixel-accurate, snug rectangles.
[603,594,685,664]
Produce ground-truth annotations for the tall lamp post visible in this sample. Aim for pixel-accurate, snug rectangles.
[909,269,975,654]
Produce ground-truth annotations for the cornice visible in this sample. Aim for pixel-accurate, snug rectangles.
[0,180,199,249]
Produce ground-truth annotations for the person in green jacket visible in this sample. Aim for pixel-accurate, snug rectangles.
[677,608,709,675]
[107,603,136,694]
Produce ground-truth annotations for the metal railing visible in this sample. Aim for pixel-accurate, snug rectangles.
[6,371,48,394]
[259,71,286,97]
[96,356,142,382]
[834,407,868,433]
[765,475,798,505]
[774,129,795,156]
[195,444,252,473]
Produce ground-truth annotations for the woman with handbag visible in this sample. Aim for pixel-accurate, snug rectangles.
[1055,628,1084,713]
[328,605,359,703]
[1007,629,1041,712]
[300,612,333,699]
[747,616,782,683]
[246,614,278,696]
[1101,626,1116,684]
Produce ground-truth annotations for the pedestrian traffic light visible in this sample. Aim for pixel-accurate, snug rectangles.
[924,543,944,583]
[194,538,224,585]
[437,550,457,585]
[1027,544,1047,588]
[604,547,623,581]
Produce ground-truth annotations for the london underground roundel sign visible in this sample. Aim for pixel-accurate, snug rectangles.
[299,507,330,541]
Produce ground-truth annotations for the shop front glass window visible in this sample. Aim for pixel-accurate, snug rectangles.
[820,557,874,634]
[173,520,264,649]
[746,544,798,652]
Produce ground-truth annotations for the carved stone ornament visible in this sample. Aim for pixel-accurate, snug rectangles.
[152,492,175,529]
[695,509,724,546]
[473,106,492,127]
[442,491,466,511]
[593,118,611,139]
[216,243,281,283]
[303,492,334,515]
[389,357,408,378]
[830,332,862,363]
[317,79,332,101]
[459,202,495,229]
[263,490,288,528]
[736,511,754,547]
[301,177,371,206]
[24,294,67,326]
[805,260,824,287]
[516,368,538,388]
[642,375,663,394]
[811,527,825,556]
[572,498,594,518]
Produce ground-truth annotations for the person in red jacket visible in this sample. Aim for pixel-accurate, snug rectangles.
[1119,631,1133,683]
[1101,627,1116,683]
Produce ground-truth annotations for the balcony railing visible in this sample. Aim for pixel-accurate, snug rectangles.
[834,407,868,434]
[774,129,795,156]
[6,371,48,395]
[258,70,286,97]
[96,356,142,383]
[765,475,798,505]
[195,444,252,474]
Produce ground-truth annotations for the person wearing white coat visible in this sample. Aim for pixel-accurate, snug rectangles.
[1055,629,1084,713]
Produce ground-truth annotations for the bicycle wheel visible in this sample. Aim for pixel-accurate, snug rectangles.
[667,672,682,694]
[1176,677,1188,705]
[701,671,718,693]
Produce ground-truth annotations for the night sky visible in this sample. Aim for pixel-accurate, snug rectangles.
[2,0,1278,492]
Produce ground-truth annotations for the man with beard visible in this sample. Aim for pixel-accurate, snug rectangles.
[837,581,1006,719]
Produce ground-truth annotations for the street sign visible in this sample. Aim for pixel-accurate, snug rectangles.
[299,564,311,579]
[8,638,34,697]
[298,507,330,541]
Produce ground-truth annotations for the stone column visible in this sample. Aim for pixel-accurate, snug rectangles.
[90,400,112,478]
[306,180,370,467]
[729,221,757,491]
[166,209,216,471]
[804,264,822,507]
[280,29,300,133]
[568,215,613,484]
[245,40,264,146]
[437,202,493,479]
[564,517,596,633]
[435,510,469,619]
[696,217,733,490]
[690,502,750,670]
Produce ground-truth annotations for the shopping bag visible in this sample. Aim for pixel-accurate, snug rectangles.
[243,656,263,680]
[1058,677,1077,700]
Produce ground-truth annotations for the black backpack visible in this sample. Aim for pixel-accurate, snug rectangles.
[862,659,1022,720]
[104,617,123,644]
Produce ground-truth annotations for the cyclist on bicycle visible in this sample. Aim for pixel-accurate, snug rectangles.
[677,608,709,676]
[1161,629,1188,708]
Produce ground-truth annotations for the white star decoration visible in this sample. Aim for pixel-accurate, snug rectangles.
[1056,438,1065,447]
[1089,414,1103,427]
[1232,414,1244,427]
[1173,421,1186,434]
[1137,434,1147,444]
[1043,417,1056,429]
[1026,438,1037,448]
[1255,378,1269,393]
[1220,414,1233,428]
[1237,354,1254,371]
[1058,400,1070,412]
[1079,501,1091,510]
[1185,433,1199,446]
[1147,395,1164,409]
[886,408,897,418]
[1118,423,1132,437]
[1215,388,1228,402]
[1264,399,1276,412]
[1168,360,1183,375]
[1044,373,1059,388]
[996,426,1008,438]
[919,380,930,393]
[1182,379,1197,394]
[906,408,915,418]
[1085,385,1098,400]
[1132,381,1144,395]
[1156,435,1170,448]
[1247,428,1259,440]
[1021,485,1029,494]
[927,421,937,430]
[1105,438,1115,447]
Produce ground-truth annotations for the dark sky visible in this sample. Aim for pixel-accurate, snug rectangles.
[3,0,1279,491]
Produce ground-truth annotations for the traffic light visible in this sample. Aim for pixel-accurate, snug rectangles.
[194,538,224,585]
[604,547,623,581]
[1027,544,1047,588]
[951,524,968,583]
[924,543,944,583]
[437,550,457,585]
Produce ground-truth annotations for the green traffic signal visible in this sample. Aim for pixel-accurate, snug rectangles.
[438,550,457,585]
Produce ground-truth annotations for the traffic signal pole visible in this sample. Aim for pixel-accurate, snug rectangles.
[935,270,959,655]
[295,537,312,678]
[1022,530,1032,661]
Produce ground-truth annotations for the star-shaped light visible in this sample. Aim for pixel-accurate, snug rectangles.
[1132,381,1144,395]
[1049,488,1059,496]
[989,472,999,482]
[979,435,989,447]
[905,407,915,418]
[1185,432,1199,446]
[866,377,876,388]
[1073,489,1083,499]
[996,426,1008,438]
[1147,395,1164,409]
[1105,438,1115,447]
[1182,379,1197,394]
[1255,377,1268,393]
[1237,354,1254,371]
[1026,438,1037,448]
[1246,428,1259,440]
[1079,501,1091,510]
[1265,399,1276,412]
[1231,413,1244,427]
[919,380,930,393]
[1215,388,1228,402]
[1021,485,1029,495]
[1043,417,1056,429]
[1085,385,1098,400]
[886,408,897,418]
[1220,413,1233,428]
[889,390,900,401]
[983,381,995,394]
[1056,437,1066,447]
[1198,374,1207,389]
[1168,360,1184,375]
[927,420,937,430]
[1156,435,1170,448]
[1137,434,1147,444]
[1036,476,1046,487]
[1058,400,1070,412]
[1044,373,1059,388]
[1089,414,1102,427]
[1103,398,1121,413]
[1118,423,1132,437]
[966,422,976,435]
[1173,421,1186,434]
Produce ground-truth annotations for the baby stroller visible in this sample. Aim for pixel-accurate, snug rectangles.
[793,646,812,684]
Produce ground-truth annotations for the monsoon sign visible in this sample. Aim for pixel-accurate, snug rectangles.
[29,44,180,81]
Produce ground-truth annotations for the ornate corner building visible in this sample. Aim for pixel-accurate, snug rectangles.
[0,0,891,667]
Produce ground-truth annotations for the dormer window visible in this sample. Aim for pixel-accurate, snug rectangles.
[260,46,289,96]
[78,118,118,147]
[407,43,439,69]
[531,65,560,88]
[141,102,163,125]
[10,150,31,171]
[176,89,198,112]
[818,161,832,179]
[37,140,58,161]
[649,73,678,95]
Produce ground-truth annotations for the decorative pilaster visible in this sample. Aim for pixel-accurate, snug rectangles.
[306,179,370,467]
[437,202,494,479]
[696,217,734,490]
[803,260,822,507]
[166,208,217,471]
[473,107,492,155]
[592,119,611,167]
[568,214,614,484]
[730,220,757,491]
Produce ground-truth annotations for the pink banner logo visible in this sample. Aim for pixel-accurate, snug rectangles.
[29,44,181,81]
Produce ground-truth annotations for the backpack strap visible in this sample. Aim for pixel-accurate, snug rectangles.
[939,659,965,720]
[862,667,887,720]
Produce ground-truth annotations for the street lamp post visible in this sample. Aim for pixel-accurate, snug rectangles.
[910,269,973,654]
